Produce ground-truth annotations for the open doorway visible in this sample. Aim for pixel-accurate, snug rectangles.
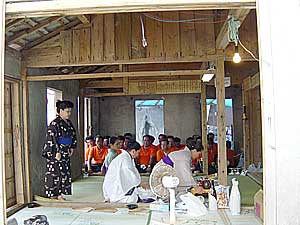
[84,97,92,139]
[46,88,62,125]
[205,99,234,146]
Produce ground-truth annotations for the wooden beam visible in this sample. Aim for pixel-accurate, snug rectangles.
[7,16,61,44]
[201,81,208,175]
[6,0,256,19]
[0,0,6,222]
[216,50,227,186]
[21,63,31,203]
[24,54,218,68]
[77,15,90,24]
[5,18,23,31]
[22,19,80,50]
[123,77,129,95]
[242,82,251,167]
[84,92,125,97]
[11,81,25,205]
[26,70,213,81]
[216,9,251,49]
[78,89,84,177]
[81,79,123,88]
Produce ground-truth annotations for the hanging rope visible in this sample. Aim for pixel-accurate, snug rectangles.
[227,15,240,45]
[139,15,147,48]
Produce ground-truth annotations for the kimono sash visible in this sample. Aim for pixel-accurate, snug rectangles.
[57,137,72,145]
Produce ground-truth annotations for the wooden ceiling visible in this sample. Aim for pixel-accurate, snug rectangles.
[4,3,259,97]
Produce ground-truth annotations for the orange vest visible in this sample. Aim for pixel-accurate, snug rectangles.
[139,145,156,166]
[156,147,176,162]
[85,147,93,161]
[89,146,108,164]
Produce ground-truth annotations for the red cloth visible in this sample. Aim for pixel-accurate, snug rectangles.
[208,143,218,166]
[227,148,235,167]
[192,151,203,165]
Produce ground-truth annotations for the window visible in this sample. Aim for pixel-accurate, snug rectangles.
[135,100,164,145]
[47,88,62,125]
[205,99,233,145]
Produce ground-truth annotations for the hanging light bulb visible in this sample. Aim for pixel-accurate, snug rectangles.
[233,45,241,63]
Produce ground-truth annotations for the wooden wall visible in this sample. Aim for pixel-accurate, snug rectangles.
[4,82,16,208]
[22,10,259,68]
[23,11,216,67]
[242,73,262,167]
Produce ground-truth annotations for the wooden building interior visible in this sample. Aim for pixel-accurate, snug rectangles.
[3,2,263,222]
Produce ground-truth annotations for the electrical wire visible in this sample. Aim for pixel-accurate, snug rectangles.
[142,13,227,24]
[238,39,259,62]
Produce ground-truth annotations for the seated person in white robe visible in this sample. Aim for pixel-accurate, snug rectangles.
[103,140,150,203]
[158,137,203,193]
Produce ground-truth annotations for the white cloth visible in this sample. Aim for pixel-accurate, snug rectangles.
[168,147,196,188]
[103,151,141,203]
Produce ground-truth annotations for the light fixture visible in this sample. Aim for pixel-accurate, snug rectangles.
[202,73,214,82]
[233,45,241,63]
[202,62,215,82]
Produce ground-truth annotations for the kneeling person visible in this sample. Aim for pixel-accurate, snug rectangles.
[103,140,149,203]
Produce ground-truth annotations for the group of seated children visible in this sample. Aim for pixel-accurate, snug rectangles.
[84,132,238,176]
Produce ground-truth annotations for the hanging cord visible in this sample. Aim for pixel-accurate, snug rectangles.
[139,15,147,48]
[143,12,212,23]
[238,39,259,62]
[142,12,227,24]
[228,15,260,62]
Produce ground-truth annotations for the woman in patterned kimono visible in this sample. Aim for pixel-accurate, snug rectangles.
[42,100,77,200]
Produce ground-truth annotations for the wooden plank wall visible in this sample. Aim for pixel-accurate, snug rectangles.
[23,11,216,67]
[128,79,201,95]
[242,73,262,167]
[4,82,17,208]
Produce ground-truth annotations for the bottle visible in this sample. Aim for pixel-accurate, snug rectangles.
[209,179,217,210]
[211,180,217,199]
[229,178,241,215]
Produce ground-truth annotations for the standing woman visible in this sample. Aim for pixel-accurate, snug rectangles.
[42,100,77,200]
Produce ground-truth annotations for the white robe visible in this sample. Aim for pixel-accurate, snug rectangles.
[168,147,196,188]
[103,151,141,203]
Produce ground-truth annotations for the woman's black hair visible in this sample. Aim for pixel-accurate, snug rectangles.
[85,135,94,142]
[56,100,74,113]
[126,140,141,151]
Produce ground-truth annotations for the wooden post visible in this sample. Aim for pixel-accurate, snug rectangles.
[242,80,251,168]
[79,89,85,169]
[216,50,227,185]
[12,81,25,205]
[0,0,6,223]
[201,81,208,175]
[21,63,32,203]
